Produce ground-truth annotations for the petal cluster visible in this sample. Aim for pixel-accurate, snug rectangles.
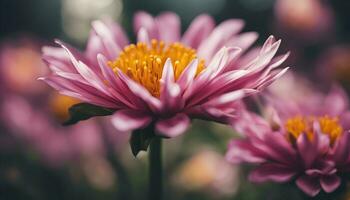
[41,11,288,137]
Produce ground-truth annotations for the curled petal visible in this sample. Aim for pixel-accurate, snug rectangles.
[111,109,152,132]
[320,175,341,193]
[296,175,321,197]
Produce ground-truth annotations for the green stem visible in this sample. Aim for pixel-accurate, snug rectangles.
[148,137,163,200]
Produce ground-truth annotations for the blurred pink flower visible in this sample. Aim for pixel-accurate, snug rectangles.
[317,45,350,87]
[41,11,289,138]
[0,39,48,96]
[1,95,106,166]
[274,0,334,40]
[226,84,350,196]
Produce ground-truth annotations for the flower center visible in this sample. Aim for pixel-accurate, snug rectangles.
[285,115,343,144]
[107,39,205,97]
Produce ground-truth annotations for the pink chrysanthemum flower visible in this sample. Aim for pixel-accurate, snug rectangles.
[40,11,288,138]
[226,79,350,196]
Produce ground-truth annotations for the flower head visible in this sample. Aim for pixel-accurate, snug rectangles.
[226,82,350,196]
[41,11,288,138]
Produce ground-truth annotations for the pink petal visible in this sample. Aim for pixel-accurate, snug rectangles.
[323,85,349,116]
[117,69,162,112]
[256,67,289,90]
[227,32,258,52]
[91,20,122,59]
[53,71,88,84]
[111,109,152,132]
[197,19,244,61]
[156,12,180,43]
[226,140,266,164]
[103,19,129,47]
[260,131,297,164]
[208,46,241,77]
[297,133,318,168]
[183,47,229,102]
[296,175,321,197]
[39,77,118,108]
[181,14,215,49]
[260,35,276,53]
[245,39,282,73]
[160,59,182,111]
[42,46,75,73]
[203,89,257,107]
[134,11,158,39]
[155,113,190,138]
[161,58,175,84]
[97,54,139,109]
[54,40,89,63]
[340,112,350,130]
[75,61,110,95]
[333,133,350,164]
[189,70,250,105]
[177,59,198,91]
[85,30,105,67]
[137,27,150,44]
[320,175,341,193]
[248,163,296,183]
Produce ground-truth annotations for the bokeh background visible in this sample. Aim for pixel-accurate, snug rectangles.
[0,0,350,199]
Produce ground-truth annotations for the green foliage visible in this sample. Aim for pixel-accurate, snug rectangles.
[63,103,114,126]
[130,126,157,157]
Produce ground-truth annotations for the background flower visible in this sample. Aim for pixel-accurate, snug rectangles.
[227,76,350,196]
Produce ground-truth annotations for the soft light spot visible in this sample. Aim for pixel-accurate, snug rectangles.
[49,93,80,121]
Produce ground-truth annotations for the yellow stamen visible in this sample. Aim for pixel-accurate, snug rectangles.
[285,115,343,145]
[318,116,343,144]
[107,39,206,97]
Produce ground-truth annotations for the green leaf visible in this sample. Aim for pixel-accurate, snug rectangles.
[130,127,156,157]
[63,103,114,126]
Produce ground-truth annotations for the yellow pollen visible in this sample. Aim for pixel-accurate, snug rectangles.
[107,39,206,97]
[285,115,343,144]
[319,116,343,144]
